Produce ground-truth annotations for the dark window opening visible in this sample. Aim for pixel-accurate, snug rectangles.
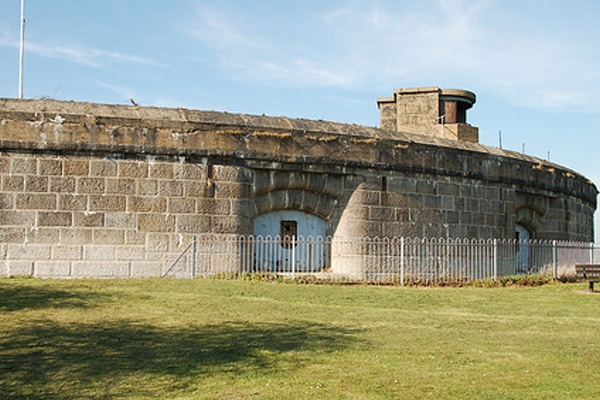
[280,220,297,248]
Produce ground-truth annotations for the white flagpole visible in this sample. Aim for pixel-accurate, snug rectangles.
[18,0,25,99]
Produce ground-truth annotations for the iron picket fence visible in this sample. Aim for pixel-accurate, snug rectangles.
[163,234,597,284]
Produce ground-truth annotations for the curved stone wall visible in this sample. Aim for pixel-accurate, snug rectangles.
[0,98,596,277]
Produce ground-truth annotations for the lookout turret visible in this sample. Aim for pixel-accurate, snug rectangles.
[377,86,479,143]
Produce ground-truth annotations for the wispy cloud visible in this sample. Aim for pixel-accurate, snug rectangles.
[0,31,165,69]
[96,81,136,101]
[183,0,600,113]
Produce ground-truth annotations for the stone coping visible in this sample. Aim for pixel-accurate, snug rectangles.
[0,98,597,206]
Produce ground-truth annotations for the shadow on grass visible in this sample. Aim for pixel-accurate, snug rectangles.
[0,320,361,399]
[0,282,106,312]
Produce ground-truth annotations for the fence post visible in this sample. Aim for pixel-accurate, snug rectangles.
[400,237,405,286]
[551,240,557,280]
[493,239,498,282]
[191,235,196,278]
[292,236,296,280]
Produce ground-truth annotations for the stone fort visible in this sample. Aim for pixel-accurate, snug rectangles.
[0,87,597,277]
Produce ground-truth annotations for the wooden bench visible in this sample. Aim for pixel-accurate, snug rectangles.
[574,264,600,292]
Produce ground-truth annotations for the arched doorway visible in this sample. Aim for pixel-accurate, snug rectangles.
[515,224,531,273]
[253,210,327,272]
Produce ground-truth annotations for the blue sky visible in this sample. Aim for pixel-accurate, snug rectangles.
[1,0,600,239]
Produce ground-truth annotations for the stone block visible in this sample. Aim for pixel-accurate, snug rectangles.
[174,163,204,180]
[116,245,146,261]
[214,165,249,182]
[24,176,48,192]
[130,261,163,277]
[35,261,71,277]
[0,158,9,174]
[84,245,116,260]
[176,214,210,233]
[369,206,394,221]
[169,198,195,214]
[441,196,455,211]
[416,180,435,194]
[8,244,51,260]
[64,159,89,176]
[105,212,136,229]
[216,182,251,199]
[53,245,83,260]
[407,195,424,208]
[197,199,230,215]
[466,198,480,212]
[58,194,87,211]
[146,251,165,264]
[159,180,184,196]
[38,158,63,175]
[395,208,410,222]
[0,227,26,243]
[74,211,105,227]
[0,193,13,209]
[27,227,61,243]
[149,163,174,179]
[138,214,175,232]
[437,182,459,196]
[93,229,125,244]
[90,159,118,176]
[147,233,170,252]
[89,195,126,211]
[77,177,106,194]
[472,213,485,225]
[169,234,193,252]
[388,177,417,193]
[459,184,473,197]
[71,261,130,277]
[356,190,381,206]
[106,179,136,195]
[60,228,92,244]
[137,179,158,195]
[458,211,473,225]
[1,210,35,226]
[38,211,72,227]
[125,230,146,245]
[16,193,57,210]
[209,216,246,234]
[119,161,148,178]
[183,181,205,197]
[423,195,442,209]
[50,176,76,192]
[2,175,24,192]
[446,210,459,224]
[11,157,36,174]
[7,261,34,276]
[128,197,166,213]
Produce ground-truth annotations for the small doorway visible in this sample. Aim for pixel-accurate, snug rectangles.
[253,210,327,272]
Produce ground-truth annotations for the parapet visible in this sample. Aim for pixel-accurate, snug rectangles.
[377,87,479,143]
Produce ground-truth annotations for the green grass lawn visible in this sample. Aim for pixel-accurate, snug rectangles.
[1,278,599,399]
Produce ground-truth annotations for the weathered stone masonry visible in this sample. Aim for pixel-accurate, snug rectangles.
[0,90,596,277]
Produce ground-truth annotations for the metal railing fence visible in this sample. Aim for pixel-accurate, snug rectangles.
[164,234,598,284]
